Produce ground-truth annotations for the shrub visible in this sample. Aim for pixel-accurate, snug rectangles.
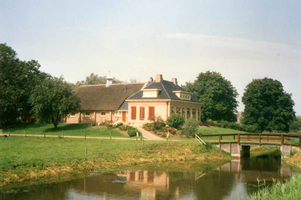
[152,116,166,130]
[113,121,123,128]
[143,123,154,131]
[167,114,185,129]
[128,128,140,137]
[91,122,97,126]
[182,118,199,138]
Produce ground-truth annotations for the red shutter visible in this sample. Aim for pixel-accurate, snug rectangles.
[140,107,145,120]
[148,106,155,120]
[131,107,136,120]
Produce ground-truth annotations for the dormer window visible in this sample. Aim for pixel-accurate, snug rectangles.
[142,89,160,98]
[173,91,192,100]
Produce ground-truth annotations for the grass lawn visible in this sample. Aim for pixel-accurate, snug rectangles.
[0,136,230,188]
[197,126,246,142]
[2,123,127,138]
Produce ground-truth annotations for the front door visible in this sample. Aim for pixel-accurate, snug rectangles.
[122,111,126,122]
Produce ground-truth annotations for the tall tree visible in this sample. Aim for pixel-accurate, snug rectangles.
[242,78,295,132]
[76,73,122,87]
[0,44,47,126]
[183,71,238,122]
[30,76,81,128]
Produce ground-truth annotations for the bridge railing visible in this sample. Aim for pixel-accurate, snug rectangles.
[197,133,301,147]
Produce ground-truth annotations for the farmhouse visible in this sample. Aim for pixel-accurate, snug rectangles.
[66,74,201,125]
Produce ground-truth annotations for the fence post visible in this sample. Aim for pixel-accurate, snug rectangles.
[110,130,112,140]
[219,135,221,149]
[85,147,87,160]
[85,131,86,139]
[44,132,46,138]
[259,133,261,146]
[299,136,301,148]
[141,133,144,150]
[281,134,284,146]
[238,134,240,145]
[8,129,10,137]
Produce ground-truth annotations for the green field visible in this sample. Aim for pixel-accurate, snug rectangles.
[0,136,229,188]
[2,123,127,138]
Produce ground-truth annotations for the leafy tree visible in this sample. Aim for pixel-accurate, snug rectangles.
[30,76,81,128]
[167,114,185,129]
[76,73,122,87]
[183,71,238,122]
[0,44,47,126]
[242,78,295,132]
[290,116,301,132]
[182,118,199,138]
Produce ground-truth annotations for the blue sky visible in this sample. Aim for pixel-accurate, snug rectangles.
[1,0,301,114]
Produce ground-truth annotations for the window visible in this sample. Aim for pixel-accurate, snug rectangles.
[115,111,122,116]
[172,107,176,114]
[85,112,90,117]
[187,108,191,118]
[142,90,159,98]
[177,107,181,114]
[192,109,196,119]
[148,106,155,120]
[70,112,76,117]
[182,108,186,118]
[131,107,137,120]
[140,107,145,120]
[101,112,106,116]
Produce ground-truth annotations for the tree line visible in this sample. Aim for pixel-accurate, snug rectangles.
[0,44,299,132]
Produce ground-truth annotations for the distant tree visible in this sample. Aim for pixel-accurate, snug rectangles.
[76,73,122,87]
[290,116,301,132]
[129,77,137,83]
[0,43,47,126]
[30,76,81,128]
[242,78,295,132]
[183,71,238,122]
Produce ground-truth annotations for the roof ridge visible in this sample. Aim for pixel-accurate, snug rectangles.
[78,82,145,87]
[160,81,171,99]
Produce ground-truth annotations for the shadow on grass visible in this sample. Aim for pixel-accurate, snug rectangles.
[44,124,91,132]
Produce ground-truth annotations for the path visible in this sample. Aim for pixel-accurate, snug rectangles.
[135,126,165,141]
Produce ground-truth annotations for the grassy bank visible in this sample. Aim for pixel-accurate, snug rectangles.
[0,136,230,190]
[2,123,127,138]
[244,175,301,200]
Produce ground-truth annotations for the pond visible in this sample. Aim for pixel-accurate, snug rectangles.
[0,158,299,200]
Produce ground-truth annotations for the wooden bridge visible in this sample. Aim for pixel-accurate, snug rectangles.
[196,133,301,158]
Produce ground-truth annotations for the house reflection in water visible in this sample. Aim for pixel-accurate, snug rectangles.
[117,171,170,200]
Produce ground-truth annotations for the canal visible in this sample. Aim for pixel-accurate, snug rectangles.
[1,156,299,200]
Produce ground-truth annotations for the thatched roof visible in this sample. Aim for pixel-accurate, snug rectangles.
[73,83,144,111]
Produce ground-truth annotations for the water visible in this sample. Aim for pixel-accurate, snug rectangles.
[0,158,298,200]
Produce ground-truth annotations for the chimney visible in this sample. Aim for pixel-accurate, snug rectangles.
[106,76,113,87]
[171,78,178,85]
[155,74,163,82]
[142,77,153,89]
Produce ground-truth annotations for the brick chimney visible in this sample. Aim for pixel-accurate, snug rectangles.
[171,78,178,85]
[155,74,163,82]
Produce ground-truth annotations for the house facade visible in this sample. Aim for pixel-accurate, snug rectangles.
[66,74,201,125]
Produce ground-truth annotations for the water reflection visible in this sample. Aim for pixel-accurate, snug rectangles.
[1,159,298,200]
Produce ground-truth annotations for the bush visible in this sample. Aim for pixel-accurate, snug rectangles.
[143,123,154,131]
[167,114,185,129]
[182,118,199,138]
[128,128,140,137]
[202,119,261,133]
[152,116,166,130]
[91,122,97,126]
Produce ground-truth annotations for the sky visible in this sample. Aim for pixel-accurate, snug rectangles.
[1,0,301,115]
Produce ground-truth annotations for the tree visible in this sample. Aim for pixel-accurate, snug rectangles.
[76,73,122,87]
[183,71,238,122]
[290,116,301,132]
[0,44,47,126]
[167,114,185,129]
[30,76,81,128]
[242,78,295,132]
